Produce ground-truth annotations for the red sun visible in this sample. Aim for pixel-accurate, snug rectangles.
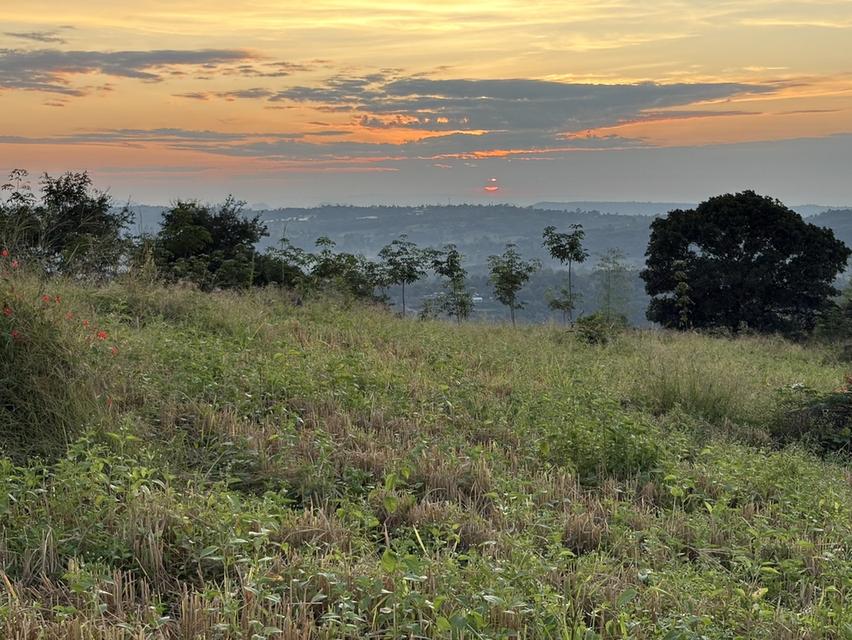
[483,177,500,193]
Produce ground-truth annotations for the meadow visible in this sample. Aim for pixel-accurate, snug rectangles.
[1,268,850,639]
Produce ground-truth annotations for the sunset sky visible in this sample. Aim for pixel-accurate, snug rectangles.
[2,1,852,206]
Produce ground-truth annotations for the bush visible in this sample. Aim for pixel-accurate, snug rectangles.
[773,385,852,454]
[1,258,112,459]
[574,312,628,345]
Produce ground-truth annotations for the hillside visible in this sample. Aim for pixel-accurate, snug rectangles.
[1,272,850,638]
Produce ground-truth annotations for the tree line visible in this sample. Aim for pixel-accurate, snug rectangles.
[2,170,849,337]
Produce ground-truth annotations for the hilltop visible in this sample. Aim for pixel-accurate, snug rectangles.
[1,273,850,638]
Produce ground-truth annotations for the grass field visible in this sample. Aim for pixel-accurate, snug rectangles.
[1,273,850,639]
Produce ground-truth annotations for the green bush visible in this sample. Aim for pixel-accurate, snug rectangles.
[1,266,111,459]
[773,386,852,453]
[574,312,628,345]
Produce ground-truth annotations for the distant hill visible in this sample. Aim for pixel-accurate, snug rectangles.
[534,201,694,216]
[536,200,850,218]
[127,202,852,270]
[808,209,852,248]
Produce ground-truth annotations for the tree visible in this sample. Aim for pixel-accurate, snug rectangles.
[642,191,851,335]
[308,236,381,300]
[542,224,588,322]
[378,234,429,316]
[487,244,540,326]
[594,249,630,322]
[155,197,267,289]
[0,169,132,277]
[431,244,473,324]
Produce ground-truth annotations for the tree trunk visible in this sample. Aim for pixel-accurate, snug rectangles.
[510,305,516,327]
[401,281,406,317]
[567,260,573,323]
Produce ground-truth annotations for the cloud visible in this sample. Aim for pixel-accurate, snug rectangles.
[246,74,777,134]
[0,128,304,146]
[0,126,643,164]
[0,48,255,95]
[4,31,66,44]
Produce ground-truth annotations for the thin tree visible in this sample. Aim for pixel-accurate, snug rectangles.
[431,244,473,324]
[378,234,428,317]
[594,248,630,321]
[487,244,540,327]
[542,224,588,322]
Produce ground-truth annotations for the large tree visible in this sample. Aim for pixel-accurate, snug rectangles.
[642,191,850,334]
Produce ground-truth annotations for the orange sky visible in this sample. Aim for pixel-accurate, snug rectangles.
[2,1,852,204]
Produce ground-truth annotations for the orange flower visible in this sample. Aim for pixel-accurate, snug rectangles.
[96,330,108,340]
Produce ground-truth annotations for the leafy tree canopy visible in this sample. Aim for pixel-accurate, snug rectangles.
[642,191,851,335]
[155,197,268,289]
[431,244,473,323]
[0,169,132,277]
[487,244,540,326]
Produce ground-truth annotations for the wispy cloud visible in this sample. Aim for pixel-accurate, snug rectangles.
[0,48,255,95]
[4,31,67,44]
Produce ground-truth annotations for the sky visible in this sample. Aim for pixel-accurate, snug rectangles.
[2,1,852,207]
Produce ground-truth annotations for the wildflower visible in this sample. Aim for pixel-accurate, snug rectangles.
[65,311,74,320]
[41,294,51,304]
[1,249,8,257]
[96,330,108,340]
[82,319,90,328]
[54,296,61,304]
[10,329,22,341]
[110,345,119,356]
[2,307,11,317]
[10,260,19,269]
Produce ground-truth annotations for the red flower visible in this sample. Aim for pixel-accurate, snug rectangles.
[41,295,51,304]
[82,319,90,328]
[10,329,22,341]
[2,307,11,317]
[1,249,8,258]
[96,330,108,340]
[10,260,19,269]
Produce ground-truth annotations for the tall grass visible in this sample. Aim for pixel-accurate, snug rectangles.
[0,276,849,638]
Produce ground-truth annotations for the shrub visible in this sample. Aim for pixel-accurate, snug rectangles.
[0,259,111,459]
[574,312,628,345]
[773,384,852,454]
